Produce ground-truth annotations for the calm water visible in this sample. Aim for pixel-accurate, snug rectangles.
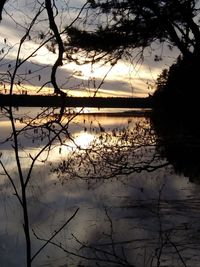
[0,107,200,267]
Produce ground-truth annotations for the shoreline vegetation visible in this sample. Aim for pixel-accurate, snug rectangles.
[0,94,153,109]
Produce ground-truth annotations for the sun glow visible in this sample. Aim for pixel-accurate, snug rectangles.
[73,132,95,149]
[63,60,157,97]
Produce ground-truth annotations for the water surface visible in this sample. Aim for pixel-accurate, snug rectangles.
[0,107,200,267]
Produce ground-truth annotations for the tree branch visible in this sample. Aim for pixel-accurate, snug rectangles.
[31,207,79,262]
[45,0,66,97]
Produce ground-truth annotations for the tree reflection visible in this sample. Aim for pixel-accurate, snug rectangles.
[0,106,81,267]
[151,111,200,184]
[53,117,169,182]
[49,113,200,267]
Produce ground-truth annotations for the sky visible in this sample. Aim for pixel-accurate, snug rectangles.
[0,0,178,98]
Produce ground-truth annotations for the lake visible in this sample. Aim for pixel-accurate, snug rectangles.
[0,106,200,267]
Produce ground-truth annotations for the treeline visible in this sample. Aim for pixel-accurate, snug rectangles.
[0,94,152,108]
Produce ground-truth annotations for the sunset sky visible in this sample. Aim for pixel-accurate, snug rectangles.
[0,0,178,98]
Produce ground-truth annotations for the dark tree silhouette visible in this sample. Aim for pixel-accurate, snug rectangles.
[66,0,200,60]
[65,0,200,107]
[1,0,198,110]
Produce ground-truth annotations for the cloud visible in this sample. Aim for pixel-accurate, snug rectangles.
[0,55,154,97]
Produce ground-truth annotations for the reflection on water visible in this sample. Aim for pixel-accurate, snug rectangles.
[152,110,200,184]
[73,132,94,148]
[0,107,200,267]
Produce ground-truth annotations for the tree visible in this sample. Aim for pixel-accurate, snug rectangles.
[65,0,200,102]
[0,1,85,266]
[66,0,200,61]
[2,1,200,66]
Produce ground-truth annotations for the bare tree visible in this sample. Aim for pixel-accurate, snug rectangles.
[0,1,87,266]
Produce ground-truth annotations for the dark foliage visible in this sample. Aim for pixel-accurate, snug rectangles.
[153,53,200,115]
[66,0,200,60]
[152,54,200,183]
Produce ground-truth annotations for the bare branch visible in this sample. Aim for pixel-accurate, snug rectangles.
[31,207,79,262]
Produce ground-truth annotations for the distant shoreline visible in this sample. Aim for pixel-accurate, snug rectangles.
[0,94,153,109]
[73,110,152,117]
